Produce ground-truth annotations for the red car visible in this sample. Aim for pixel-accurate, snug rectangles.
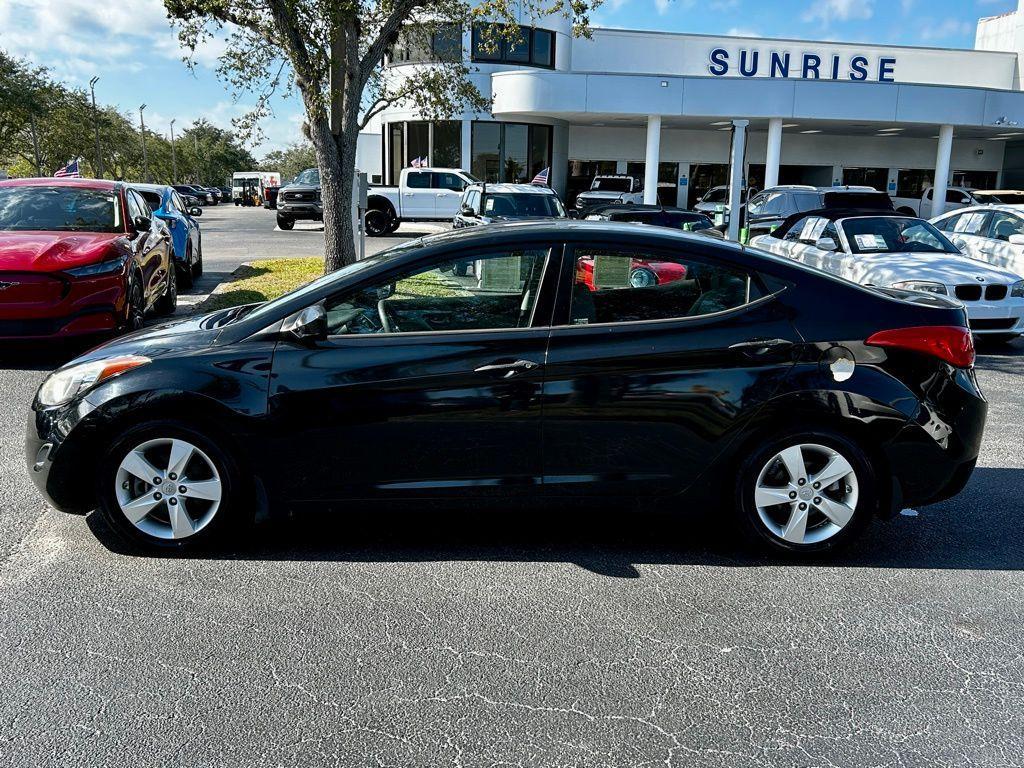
[0,178,176,340]
[576,254,687,290]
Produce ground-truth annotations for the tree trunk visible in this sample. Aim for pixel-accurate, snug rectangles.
[308,115,357,273]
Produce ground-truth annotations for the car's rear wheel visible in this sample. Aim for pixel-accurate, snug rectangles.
[736,430,875,555]
[154,262,177,316]
[178,243,195,289]
[277,215,294,231]
[364,208,390,236]
[97,422,247,551]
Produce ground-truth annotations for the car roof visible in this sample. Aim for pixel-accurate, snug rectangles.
[597,206,710,217]
[466,183,556,194]
[0,177,121,190]
[130,183,171,193]
[772,207,913,236]
[934,204,1024,216]
[974,189,1024,195]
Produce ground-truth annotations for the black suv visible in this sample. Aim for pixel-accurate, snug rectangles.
[276,168,322,230]
[742,186,893,237]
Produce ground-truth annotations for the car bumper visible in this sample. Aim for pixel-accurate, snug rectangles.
[277,202,323,220]
[26,400,98,514]
[962,301,1024,335]
[884,366,987,509]
[0,272,126,339]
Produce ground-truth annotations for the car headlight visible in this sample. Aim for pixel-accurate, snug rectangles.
[1011,280,1024,298]
[65,257,126,278]
[891,280,948,295]
[37,355,150,408]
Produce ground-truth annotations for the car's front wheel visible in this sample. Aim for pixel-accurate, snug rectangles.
[736,430,875,555]
[276,215,294,231]
[364,208,390,236]
[97,422,247,550]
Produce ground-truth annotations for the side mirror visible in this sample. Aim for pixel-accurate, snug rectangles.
[189,207,203,217]
[1009,234,1024,246]
[460,204,476,217]
[133,214,152,231]
[814,237,838,252]
[281,304,327,340]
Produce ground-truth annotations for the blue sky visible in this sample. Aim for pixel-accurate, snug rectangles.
[0,0,1017,158]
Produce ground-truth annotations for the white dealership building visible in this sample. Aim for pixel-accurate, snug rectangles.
[364,1,1024,215]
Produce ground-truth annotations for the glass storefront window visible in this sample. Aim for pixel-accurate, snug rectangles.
[471,122,553,183]
[388,23,462,64]
[407,122,430,167]
[896,169,932,198]
[843,167,889,191]
[433,122,461,168]
[532,30,553,67]
[472,123,502,182]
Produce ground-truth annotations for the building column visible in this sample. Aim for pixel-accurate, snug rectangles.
[764,117,783,190]
[644,115,662,205]
[727,119,749,241]
[932,124,954,217]
[460,120,472,174]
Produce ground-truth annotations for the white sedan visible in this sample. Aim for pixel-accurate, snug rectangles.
[931,205,1024,278]
[750,213,1024,341]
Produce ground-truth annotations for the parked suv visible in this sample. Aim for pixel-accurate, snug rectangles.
[453,183,565,229]
[574,175,644,212]
[742,185,893,237]
[276,168,322,230]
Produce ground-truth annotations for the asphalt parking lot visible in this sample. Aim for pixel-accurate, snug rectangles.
[1,208,1023,766]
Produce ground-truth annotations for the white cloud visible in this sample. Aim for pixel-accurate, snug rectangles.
[918,17,974,42]
[727,27,760,37]
[655,0,671,13]
[802,0,874,24]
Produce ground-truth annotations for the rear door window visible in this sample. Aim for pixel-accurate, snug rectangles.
[567,247,763,325]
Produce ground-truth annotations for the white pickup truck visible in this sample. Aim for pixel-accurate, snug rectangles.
[365,167,478,236]
[891,186,992,219]
[573,175,645,212]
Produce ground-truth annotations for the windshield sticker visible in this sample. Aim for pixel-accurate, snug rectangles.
[854,233,886,250]
[799,217,828,242]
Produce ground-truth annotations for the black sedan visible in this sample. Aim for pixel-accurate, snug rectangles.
[27,221,985,555]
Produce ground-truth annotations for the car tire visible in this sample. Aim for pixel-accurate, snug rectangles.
[123,276,145,333]
[364,208,390,236]
[154,262,177,316]
[96,420,250,552]
[192,239,204,280]
[734,429,876,555]
[178,243,195,289]
[277,215,294,231]
[385,216,401,235]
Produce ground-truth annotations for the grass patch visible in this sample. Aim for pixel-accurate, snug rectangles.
[200,258,324,311]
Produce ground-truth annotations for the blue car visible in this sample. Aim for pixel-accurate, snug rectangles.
[132,184,204,287]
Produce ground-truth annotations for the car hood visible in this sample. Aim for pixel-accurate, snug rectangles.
[0,231,123,272]
[73,311,229,364]
[578,191,627,201]
[850,251,1024,286]
[280,183,320,193]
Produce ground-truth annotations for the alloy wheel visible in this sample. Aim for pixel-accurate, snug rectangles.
[629,268,657,289]
[114,437,222,540]
[753,442,859,545]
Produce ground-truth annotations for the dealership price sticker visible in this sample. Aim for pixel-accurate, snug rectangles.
[854,233,887,250]
[799,217,829,242]
[954,212,987,234]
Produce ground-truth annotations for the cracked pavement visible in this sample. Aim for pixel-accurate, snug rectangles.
[1,210,1022,766]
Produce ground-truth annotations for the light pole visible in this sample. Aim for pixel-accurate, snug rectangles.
[139,103,150,183]
[89,76,102,178]
[169,119,178,184]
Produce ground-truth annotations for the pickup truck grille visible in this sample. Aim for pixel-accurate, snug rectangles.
[281,190,318,202]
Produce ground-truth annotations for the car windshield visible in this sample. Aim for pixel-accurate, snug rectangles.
[702,188,728,203]
[0,186,122,233]
[841,217,958,255]
[294,169,320,185]
[243,240,425,323]
[482,193,565,218]
[592,178,632,192]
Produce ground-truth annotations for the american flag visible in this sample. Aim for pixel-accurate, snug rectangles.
[531,167,550,186]
[54,159,81,178]
[410,156,427,168]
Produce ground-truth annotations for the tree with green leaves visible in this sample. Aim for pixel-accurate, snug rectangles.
[260,141,317,182]
[165,0,598,272]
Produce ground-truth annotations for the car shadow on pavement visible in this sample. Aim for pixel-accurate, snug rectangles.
[86,466,1024,576]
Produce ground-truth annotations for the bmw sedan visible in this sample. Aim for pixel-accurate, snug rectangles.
[751,209,1024,341]
[27,221,986,555]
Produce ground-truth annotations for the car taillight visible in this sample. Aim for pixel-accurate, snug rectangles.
[865,326,975,368]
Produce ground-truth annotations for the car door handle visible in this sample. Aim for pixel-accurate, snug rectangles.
[474,359,542,375]
[729,338,794,355]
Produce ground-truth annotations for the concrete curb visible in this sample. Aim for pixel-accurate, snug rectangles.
[192,262,258,315]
